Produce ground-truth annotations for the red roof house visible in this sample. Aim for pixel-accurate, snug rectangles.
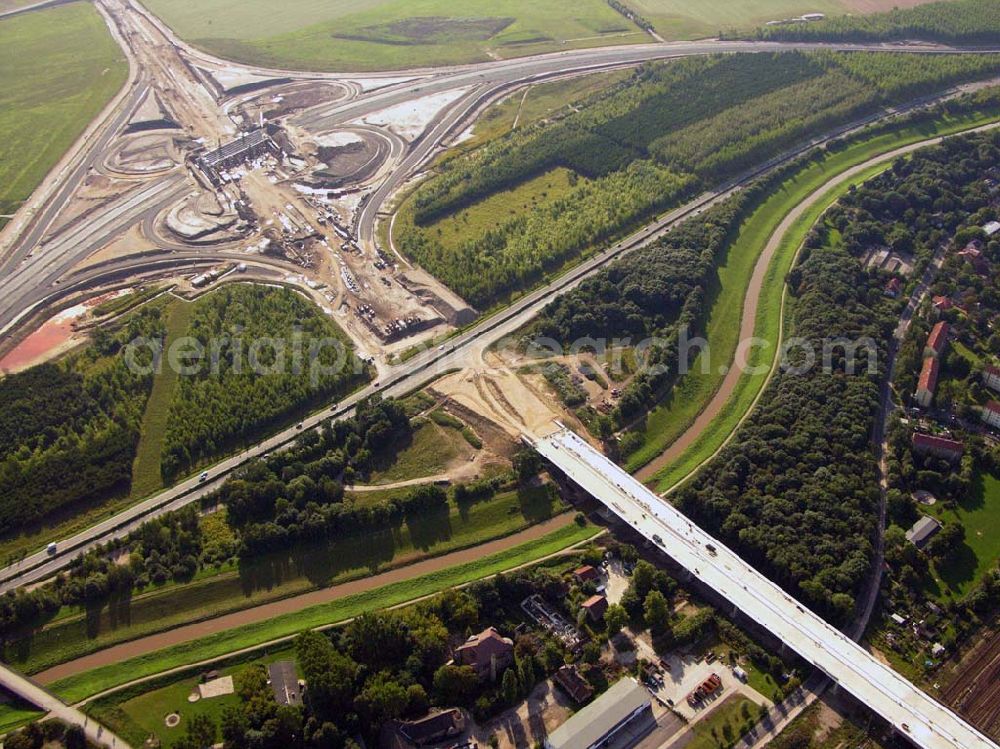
[924,322,949,358]
[914,357,940,408]
[911,433,964,463]
[581,594,609,622]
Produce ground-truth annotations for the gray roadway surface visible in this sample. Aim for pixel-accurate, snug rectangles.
[3,5,1000,740]
[0,67,989,593]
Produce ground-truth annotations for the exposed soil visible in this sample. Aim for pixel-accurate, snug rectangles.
[33,513,575,685]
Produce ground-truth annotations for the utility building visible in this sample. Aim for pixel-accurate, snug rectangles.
[544,678,654,749]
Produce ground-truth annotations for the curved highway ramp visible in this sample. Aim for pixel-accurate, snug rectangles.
[531,426,997,749]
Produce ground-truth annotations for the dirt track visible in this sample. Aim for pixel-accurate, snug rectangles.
[634,124,1000,486]
[34,513,575,684]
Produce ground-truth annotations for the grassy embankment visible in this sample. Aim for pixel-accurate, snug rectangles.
[623,103,1000,486]
[141,0,643,72]
[0,2,127,230]
[48,521,599,704]
[128,298,196,499]
[6,480,565,675]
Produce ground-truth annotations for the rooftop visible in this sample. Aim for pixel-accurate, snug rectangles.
[918,356,940,394]
[926,321,949,355]
[911,433,964,456]
[545,678,650,749]
[906,516,942,547]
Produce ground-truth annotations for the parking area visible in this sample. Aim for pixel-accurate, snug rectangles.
[629,637,770,723]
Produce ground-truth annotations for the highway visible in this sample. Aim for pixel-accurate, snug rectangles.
[533,427,998,749]
[2,77,995,592]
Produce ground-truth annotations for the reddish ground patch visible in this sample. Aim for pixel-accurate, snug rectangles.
[0,290,128,373]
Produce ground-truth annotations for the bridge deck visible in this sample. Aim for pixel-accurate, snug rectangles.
[533,427,996,749]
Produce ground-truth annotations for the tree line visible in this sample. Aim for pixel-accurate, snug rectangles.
[735,0,1000,46]
[0,306,164,534]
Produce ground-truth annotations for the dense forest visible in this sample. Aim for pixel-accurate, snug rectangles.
[160,285,368,481]
[0,307,163,534]
[673,219,898,623]
[398,51,1000,308]
[739,0,1000,45]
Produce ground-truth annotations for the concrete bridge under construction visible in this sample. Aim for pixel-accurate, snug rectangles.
[531,426,998,749]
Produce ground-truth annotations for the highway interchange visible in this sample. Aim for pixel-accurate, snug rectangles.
[3,1,1000,746]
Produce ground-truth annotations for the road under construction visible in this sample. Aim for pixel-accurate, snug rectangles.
[3,1,1000,747]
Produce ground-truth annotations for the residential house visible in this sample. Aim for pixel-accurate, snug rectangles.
[914,357,940,408]
[983,364,1000,393]
[932,295,954,316]
[581,594,609,623]
[554,665,595,704]
[958,244,989,274]
[924,321,949,359]
[573,565,600,584]
[982,400,1000,429]
[453,627,514,681]
[911,433,964,463]
[885,277,903,297]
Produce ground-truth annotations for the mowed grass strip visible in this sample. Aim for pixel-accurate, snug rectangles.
[141,0,638,72]
[49,522,599,703]
[9,485,564,674]
[0,2,127,228]
[649,159,892,491]
[624,103,1000,477]
[129,298,196,499]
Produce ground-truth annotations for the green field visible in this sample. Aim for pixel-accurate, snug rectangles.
[924,470,1000,600]
[622,103,1000,483]
[629,0,847,39]
[396,167,580,255]
[687,694,759,749]
[49,521,599,703]
[128,298,195,499]
[0,1,127,229]
[7,484,565,675]
[142,0,643,72]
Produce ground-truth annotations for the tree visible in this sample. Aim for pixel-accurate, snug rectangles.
[433,664,479,706]
[644,590,670,636]
[174,714,217,749]
[502,667,520,705]
[605,603,628,637]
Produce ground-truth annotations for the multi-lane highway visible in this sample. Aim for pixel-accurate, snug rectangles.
[534,427,998,749]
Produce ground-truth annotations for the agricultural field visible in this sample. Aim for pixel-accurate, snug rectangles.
[0,1,127,230]
[627,0,846,40]
[141,0,644,72]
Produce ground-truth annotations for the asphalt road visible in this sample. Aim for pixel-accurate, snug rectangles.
[535,428,997,749]
[1,82,994,592]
